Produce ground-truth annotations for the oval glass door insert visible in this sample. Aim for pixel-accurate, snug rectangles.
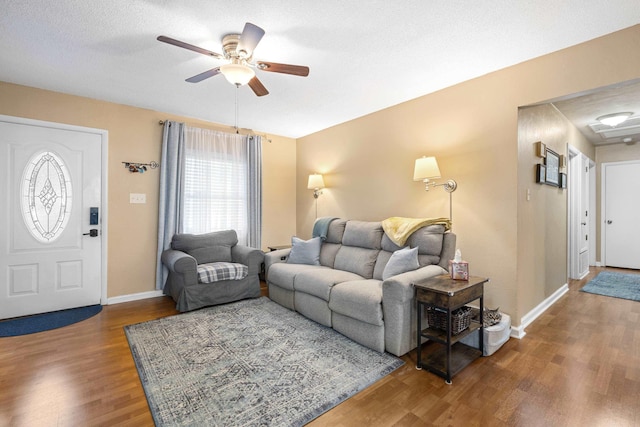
[21,151,73,243]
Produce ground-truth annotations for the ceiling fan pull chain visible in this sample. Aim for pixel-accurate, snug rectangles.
[235,84,240,133]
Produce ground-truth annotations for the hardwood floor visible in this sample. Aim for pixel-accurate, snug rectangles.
[1,267,638,426]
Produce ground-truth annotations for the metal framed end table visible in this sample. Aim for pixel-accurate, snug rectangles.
[414,274,489,384]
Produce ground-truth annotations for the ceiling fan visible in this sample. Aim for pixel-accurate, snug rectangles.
[157,22,309,97]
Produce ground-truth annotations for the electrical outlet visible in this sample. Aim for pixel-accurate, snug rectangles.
[130,193,146,204]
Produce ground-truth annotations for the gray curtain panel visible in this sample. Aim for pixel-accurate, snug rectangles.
[155,121,186,290]
[247,135,262,249]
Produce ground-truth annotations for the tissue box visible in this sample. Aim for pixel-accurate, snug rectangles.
[449,260,469,280]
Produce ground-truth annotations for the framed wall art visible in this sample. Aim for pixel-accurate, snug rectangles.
[544,148,560,186]
[559,172,567,189]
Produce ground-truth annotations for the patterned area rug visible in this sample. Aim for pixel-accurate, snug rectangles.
[581,271,640,302]
[125,297,403,426]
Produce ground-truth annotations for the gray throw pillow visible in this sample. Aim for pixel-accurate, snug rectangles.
[287,236,321,265]
[382,246,419,280]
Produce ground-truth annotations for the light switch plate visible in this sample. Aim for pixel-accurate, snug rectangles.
[130,193,146,204]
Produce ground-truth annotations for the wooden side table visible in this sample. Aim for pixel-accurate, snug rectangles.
[414,275,489,384]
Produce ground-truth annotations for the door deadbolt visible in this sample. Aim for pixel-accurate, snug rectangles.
[83,229,99,237]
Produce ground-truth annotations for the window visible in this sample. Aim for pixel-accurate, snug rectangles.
[182,127,249,244]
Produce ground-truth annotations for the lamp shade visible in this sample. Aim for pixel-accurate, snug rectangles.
[307,174,325,189]
[413,157,441,181]
[220,63,256,86]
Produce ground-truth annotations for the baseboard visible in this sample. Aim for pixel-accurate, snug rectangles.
[107,290,165,305]
[510,283,569,340]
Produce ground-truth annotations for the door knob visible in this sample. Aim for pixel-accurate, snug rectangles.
[83,229,99,237]
[606,220,613,224]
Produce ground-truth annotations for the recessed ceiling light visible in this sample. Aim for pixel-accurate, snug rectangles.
[596,112,634,127]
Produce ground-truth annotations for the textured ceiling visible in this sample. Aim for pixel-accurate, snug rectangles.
[552,80,640,146]
[1,1,639,138]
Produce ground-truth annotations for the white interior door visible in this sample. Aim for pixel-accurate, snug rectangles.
[0,116,105,319]
[603,161,640,269]
[577,155,590,278]
[568,148,590,279]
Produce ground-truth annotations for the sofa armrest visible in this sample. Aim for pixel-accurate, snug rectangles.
[382,264,448,356]
[231,245,265,275]
[263,248,291,280]
[382,264,448,303]
[161,249,198,287]
[161,249,197,274]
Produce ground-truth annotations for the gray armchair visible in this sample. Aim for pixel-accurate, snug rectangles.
[161,230,264,312]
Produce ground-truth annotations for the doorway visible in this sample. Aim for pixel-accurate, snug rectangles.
[0,115,108,319]
[568,146,595,280]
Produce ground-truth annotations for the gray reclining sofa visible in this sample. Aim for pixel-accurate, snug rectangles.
[264,219,455,356]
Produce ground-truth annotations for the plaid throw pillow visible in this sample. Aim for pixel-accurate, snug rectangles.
[197,262,249,284]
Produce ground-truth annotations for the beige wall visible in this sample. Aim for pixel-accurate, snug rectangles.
[517,103,594,320]
[0,81,297,298]
[296,25,640,327]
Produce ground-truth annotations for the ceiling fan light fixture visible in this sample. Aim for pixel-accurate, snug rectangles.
[220,63,255,86]
[596,112,634,127]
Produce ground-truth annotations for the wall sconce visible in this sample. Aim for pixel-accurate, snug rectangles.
[413,156,458,221]
[308,173,325,219]
[307,174,325,199]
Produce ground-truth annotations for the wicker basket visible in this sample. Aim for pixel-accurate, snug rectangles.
[426,306,471,335]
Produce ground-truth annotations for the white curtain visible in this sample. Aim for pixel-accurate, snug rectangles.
[182,127,261,248]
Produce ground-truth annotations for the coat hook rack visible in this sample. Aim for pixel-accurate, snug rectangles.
[123,161,159,173]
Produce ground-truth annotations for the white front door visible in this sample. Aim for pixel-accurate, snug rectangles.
[603,160,640,269]
[0,116,105,319]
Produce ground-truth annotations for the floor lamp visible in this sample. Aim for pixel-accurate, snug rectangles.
[413,156,458,223]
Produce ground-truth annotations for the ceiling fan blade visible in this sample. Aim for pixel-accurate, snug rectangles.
[256,61,309,77]
[237,23,265,58]
[248,76,269,97]
[157,35,224,59]
[186,67,221,83]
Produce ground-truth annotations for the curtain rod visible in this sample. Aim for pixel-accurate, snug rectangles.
[158,120,272,142]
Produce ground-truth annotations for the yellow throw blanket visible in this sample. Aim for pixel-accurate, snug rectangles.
[381,217,451,247]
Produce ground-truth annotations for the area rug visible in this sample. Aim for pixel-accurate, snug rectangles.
[0,304,102,337]
[125,297,403,427]
[580,271,640,302]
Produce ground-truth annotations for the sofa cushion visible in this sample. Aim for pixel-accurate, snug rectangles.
[319,242,341,268]
[382,247,419,280]
[342,221,383,249]
[287,236,321,265]
[381,234,402,252]
[294,269,364,301]
[334,246,379,279]
[197,262,248,283]
[373,251,392,280]
[171,230,237,264]
[404,225,446,266]
[329,280,383,326]
[325,219,347,244]
[268,263,326,291]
